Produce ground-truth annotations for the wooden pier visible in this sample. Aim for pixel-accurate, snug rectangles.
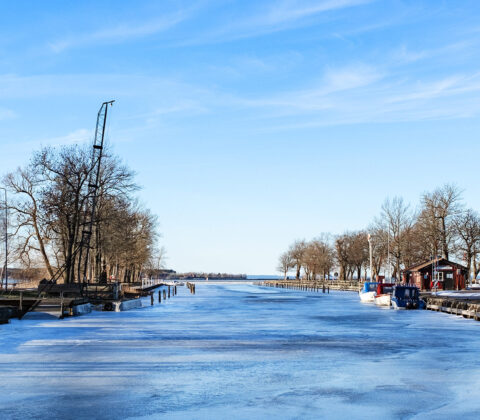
[261,280,359,292]
[0,278,191,323]
[423,294,480,321]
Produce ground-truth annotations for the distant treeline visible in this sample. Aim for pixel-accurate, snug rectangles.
[172,272,247,280]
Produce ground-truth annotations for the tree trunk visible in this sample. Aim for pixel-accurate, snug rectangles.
[64,235,75,284]
[31,212,55,279]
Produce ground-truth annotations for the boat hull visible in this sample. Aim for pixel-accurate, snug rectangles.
[359,291,376,303]
[391,298,425,310]
[391,299,406,310]
[391,286,425,310]
[374,294,391,307]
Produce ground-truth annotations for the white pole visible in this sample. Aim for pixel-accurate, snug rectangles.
[387,229,390,282]
[0,188,7,291]
[368,234,373,282]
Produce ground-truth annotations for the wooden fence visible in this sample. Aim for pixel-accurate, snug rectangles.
[261,279,361,292]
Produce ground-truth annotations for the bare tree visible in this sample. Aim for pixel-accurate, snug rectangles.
[418,184,463,260]
[375,197,415,279]
[97,198,158,283]
[335,234,349,280]
[2,144,153,284]
[3,166,55,277]
[453,209,480,281]
[289,240,306,280]
[152,246,168,272]
[37,146,93,283]
[368,225,387,279]
[348,231,369,280]
[277,251,294,281]
[302,242,319,281]
[143,247,168,279]
[334,232,367,280]
[401,222,427,269]
[310,236,335,281]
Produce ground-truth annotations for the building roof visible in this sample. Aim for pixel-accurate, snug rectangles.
[403,257,467,272]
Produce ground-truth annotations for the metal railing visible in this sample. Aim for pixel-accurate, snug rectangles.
[141,278,164,289]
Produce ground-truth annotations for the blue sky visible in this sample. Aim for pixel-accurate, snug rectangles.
[1,0,480,274]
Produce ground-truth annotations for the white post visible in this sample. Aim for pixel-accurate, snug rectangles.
[387,230,391,282]
[368,234,373,282]
[472,257,475,287]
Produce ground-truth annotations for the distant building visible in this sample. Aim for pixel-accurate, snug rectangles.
[402,258,467,291]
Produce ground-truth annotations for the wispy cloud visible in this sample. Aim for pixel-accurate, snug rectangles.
[387,73,480,103]
[229,64,382,112]
[32,128,93,148]
[213,66,480,128]
[49,9,192,53]
[0,108,16,120]
[256,0,373,26]
[2,63,480,136]
[138,101,210,126]
[321,65,382,93]
[392,40,478,65]
[179,0,373,45]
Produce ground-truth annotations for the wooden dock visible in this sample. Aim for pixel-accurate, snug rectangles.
[423,294,480,321]
[0,279,189,323]
[261,280,360,292]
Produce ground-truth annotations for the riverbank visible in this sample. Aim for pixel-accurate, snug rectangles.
[262,280,480,322]
[0,281,182,323]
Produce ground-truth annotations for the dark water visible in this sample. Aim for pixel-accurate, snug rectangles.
[0,284,479,419]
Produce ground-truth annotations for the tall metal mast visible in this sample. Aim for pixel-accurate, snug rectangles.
[79,100,114,283]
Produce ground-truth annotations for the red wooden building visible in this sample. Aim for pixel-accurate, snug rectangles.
[402,258,467,291]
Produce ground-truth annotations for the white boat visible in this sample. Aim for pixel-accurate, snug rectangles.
[359,282,378,303]
[373,283,394,307]
[374,294,391,306]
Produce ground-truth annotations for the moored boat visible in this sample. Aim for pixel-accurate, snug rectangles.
[391,285,425,310]
[374,283,394,307]
[359,282,378,303]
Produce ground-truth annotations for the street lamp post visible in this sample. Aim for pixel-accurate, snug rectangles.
[0,187,6,291]
[368,234,373,281]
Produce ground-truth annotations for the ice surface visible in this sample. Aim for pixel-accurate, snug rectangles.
[0,284,479,419]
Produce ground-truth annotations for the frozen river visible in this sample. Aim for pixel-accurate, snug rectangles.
[1,283,480,419]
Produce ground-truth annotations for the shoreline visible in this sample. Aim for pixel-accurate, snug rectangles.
[261,279,480,322]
